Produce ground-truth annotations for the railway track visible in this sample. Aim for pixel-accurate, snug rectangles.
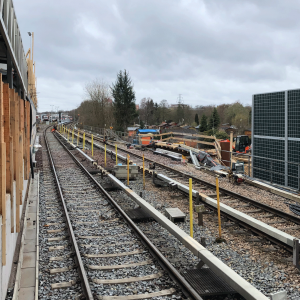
[56,125,300,298]
[68,127,300,252]
[39,126,202,299]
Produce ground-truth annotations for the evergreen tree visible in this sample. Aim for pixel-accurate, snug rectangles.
[195,113,199,125]
[208,108,220,132]
[199,114,208,132]
[111,70,137,131]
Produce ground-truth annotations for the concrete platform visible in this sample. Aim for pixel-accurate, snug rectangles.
[13,172,39,300]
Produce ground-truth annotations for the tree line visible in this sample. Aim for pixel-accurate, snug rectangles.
[73,70,252,135]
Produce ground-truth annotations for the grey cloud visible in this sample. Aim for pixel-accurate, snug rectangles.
[13,0,300,111]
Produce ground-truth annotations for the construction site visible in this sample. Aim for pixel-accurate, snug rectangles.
[1,0,300,300]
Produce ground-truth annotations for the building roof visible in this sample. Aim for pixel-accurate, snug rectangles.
[127,127,139,131]
[137,129,159,134]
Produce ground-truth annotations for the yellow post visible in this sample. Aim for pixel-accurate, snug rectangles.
[77,130,80,146]
[230,131,233,170]
[91,134,94,156]
[72,129,74,144]
[189,178,193,238]
[83,132,85,150]
[105,144,107,168]
[143,154,145,189]
[127,154,130,185]
[67,129,69,141]
[216,176,222,239]
[115,144,118,165]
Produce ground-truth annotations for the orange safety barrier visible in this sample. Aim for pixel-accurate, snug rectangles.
[141,136,151,145]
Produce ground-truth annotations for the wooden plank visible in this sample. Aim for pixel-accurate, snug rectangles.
[98,289,176,300]
[3,83,10,191]
[0,143,6,265]
[93,272,162,284]
[51,280,76,290]
[171,137,215,146]
[138,131,217,140]
[49,266,74,274]
[9,136,14,233]
[9,90,16,233]
[84,249,144,258]
[0,76,3,143]
[19,132,23,203]
[27,102,30,179]
[0,76,6,260]
[88,260,152,270]
[10,90,16,180]
[24,102,30,179]
[11,90,21,232]
[19,96,24,194]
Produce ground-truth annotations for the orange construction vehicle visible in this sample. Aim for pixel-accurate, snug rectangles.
[232,135,251,153]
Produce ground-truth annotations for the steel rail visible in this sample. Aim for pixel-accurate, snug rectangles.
[44,128,94,300]
[53,131,203,300]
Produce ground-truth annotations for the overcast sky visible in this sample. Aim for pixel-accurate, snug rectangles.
[14,0,300,112]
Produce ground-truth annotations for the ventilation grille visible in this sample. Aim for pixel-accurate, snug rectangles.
[253,92,285,137]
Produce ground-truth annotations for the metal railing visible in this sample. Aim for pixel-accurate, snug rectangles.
[83,125,131,143]
[0,0,28,93]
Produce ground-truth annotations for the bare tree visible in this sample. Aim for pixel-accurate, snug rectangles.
[140,97,155,125]
[84,79,114,128]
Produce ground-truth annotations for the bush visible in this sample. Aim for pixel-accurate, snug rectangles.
[215,131,229,140]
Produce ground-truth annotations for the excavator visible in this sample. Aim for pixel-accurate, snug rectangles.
[232,135,251,153]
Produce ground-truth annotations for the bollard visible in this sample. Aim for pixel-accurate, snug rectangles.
[195,204,205,226]
[216,176,225,243]
[143,154,145,190]
[115,144,118,165]
[67,129,69,141]
[293,238,300,270]
[83,132,85,150]
[104,144,106,168]
[91,134,94,157]
[72,129,74,144]
[189,178,193,238]
[127,154,130,185]
[77,130,80,146]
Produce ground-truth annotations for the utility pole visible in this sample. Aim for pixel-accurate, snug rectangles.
[50,105,54,122]
[177,94,184,124]
[177,94,183,105]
